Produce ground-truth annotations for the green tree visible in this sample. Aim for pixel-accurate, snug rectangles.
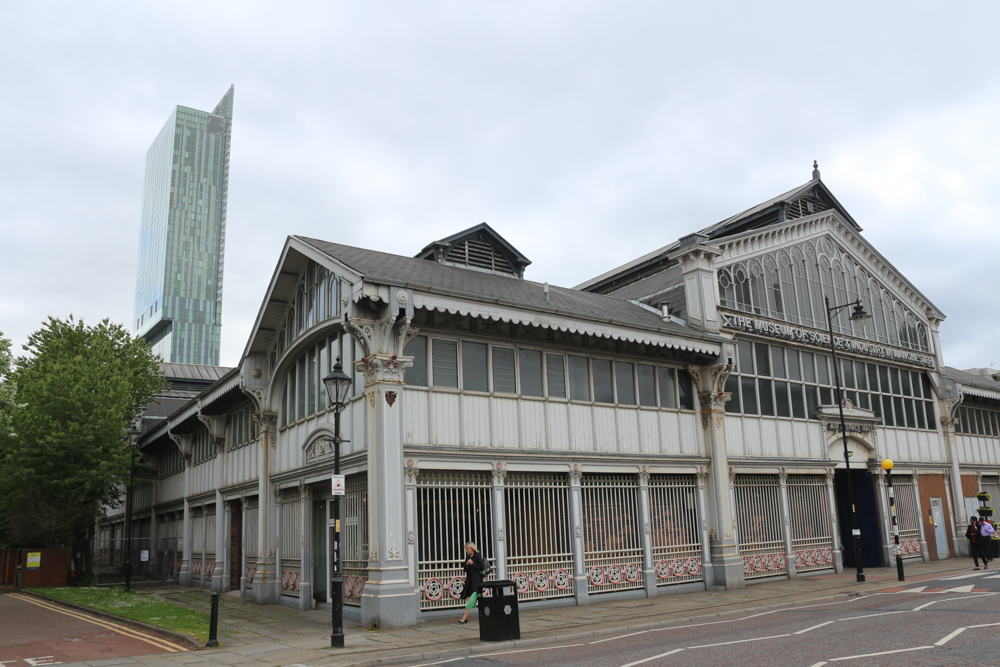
[0,317,165,552]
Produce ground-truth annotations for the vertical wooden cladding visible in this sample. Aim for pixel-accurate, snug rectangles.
[401,389,702,454]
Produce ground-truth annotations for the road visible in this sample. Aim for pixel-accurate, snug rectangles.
[410,570,1000,667]
[0,592,190,666]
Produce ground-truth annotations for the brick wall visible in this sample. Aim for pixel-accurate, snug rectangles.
[9,549,69,588]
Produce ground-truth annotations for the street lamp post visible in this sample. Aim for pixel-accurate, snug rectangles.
[124,419,142,593]
[881,459,905,581]
[323,356,353,649]
[824,296,871,583]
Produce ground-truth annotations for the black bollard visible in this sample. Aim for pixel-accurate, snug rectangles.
[206,592,220,647]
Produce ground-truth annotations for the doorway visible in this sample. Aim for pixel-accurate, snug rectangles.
[929,498,949,559]
[229,500,242,591]
[833,469,883,568]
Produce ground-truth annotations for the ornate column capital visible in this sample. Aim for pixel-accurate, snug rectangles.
[696,467,708,487]
[404,458,420,485]
[638,465,650,485]
[569,465,583,484]
[492,462,507,484]
[357,354,414,386]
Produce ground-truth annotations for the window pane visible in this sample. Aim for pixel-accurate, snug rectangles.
[801,352,816,383]
[546,354,566,398]
[894,396,906,427]
[741,376,758,415]
[842,359,855,389]
[855,362,868,391]
[924,401,935,429]
[816,355,830,385]
[858,392,870,410]
[882,395,895,426]
[901,371,912,397]
[569,355,590,401]
[492,347,517,394]
[462,342,489,392]
[308,347,316,415]
[593,359,614,403]
[890,367,901,395]
[774,380,791,417]
[678,371,695,410]
[820,386,833,405]
[432,339,459,388]
[615,362,636,405]
[297,356,306,419]
[771,347,786,379]
[758,378,775,416]
[921,374,933,400]
[878,366,890,395]
[867,364,879,393]
[658,367,678,408]
[725,374,740,414]
[738,340,755,374]
[790,383,806,418]
[787,351,801,381]
[519,349,544,397]
[915,401,927,429]
[637,364,656,407]
[805,385,819,418]
[755,343,771,376]
[871,392,882,419]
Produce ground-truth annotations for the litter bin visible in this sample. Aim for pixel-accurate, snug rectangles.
[478,579,520,641]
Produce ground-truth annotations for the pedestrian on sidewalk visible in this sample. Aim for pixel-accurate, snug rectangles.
[458,541,486,625]
[966,516,983,569]
[979,518,996,567]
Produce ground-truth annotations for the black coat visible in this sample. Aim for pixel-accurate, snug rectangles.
[460,550,486,599]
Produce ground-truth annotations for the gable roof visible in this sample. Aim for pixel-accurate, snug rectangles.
[295,235,723,353]
[943,366,1000,401]
[414,222,532,278]
[576,171,859,294]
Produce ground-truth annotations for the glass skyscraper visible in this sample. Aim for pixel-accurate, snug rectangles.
[133,86,233,366]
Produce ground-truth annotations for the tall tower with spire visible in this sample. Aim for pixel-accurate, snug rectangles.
[133,86,234,366]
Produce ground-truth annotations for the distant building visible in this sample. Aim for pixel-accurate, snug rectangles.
[133,86,234,365]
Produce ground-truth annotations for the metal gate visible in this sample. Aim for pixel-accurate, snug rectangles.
[734,475,787,579]
[343,474,368,607]
[582,474,644,594]
[787,475,835,572]
[244,498,259,590]
[416,472,495,610]
[885,475,922,559]
[505,473,574,601]
[191,508,205,582]
[204,510,216,584]
[279,489,301,597]
[648,475,703,585]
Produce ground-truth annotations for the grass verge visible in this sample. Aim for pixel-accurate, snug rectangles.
[28,587,209,644]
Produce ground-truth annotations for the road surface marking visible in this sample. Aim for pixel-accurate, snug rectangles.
[840,610,909,621]
[808,662,828,667]
[794,621,835,635]
[942,572,990,580]
[590,630,649,644]
[968,621,1000,628]
[942,584,977,593]
[828,645,934,661]
[619,648,684,667]
[411,643,587,666]
[935,628,966,645]
[6,594,187,653]
[912,600,938,611]
[686,633,791,649]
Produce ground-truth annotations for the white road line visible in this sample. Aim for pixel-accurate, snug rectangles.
[912,600,938,611]
[828,645,934,661]
[840,610,910,621]
[686,633,791,649]
[619,648,684,667]
[968,621,1000,628]
[794,621,835,635]
[590,630,649,644]
[987,575,1000,579]
[935,628,967,646]
[893,585,926,593]
[942,584,977,593]
[808,663,829,667]
[411,645,587,667]
[942,571,990,580]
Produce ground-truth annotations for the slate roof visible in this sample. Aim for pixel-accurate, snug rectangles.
[943,366,1000,395]
[297,236,722,345]
[161,363,232,383]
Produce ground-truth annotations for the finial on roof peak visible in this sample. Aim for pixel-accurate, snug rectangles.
[812,160,820,180]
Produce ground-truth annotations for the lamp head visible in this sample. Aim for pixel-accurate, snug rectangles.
[323,356,353,409]
[127,418,142,447]
[849,301,871,321]
[881,458,894,471]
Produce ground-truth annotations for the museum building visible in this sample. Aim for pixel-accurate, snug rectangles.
[101,166,1000,628]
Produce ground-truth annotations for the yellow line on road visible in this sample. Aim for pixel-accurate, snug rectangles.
[6,593,189,653]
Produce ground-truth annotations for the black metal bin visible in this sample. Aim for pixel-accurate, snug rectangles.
[478,579,520,641]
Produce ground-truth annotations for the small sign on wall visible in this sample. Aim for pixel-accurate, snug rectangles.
[26,552,41,570]
[140,550,150,562]
[332,474,345,496]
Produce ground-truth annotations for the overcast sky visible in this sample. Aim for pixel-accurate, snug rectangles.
[1,1,998,372]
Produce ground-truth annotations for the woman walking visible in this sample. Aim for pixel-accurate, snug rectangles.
[966,516,986,570]
[458,541,487,624]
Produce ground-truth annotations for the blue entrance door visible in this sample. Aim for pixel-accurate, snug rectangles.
[834,469,883,568]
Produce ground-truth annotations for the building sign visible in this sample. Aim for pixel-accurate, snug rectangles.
[720,311,934,368]
[140,550,149,562]
[331,474,345,496]
[26,552,41,570]
[825,422,877,434]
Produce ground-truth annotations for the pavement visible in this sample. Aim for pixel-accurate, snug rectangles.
[7,559,984,667]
